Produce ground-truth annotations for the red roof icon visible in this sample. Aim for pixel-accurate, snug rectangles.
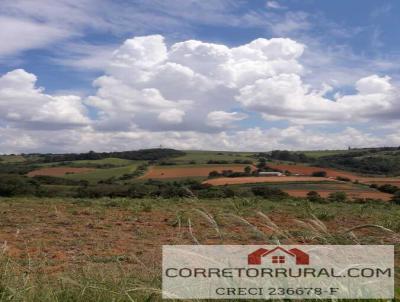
[248,246,309,265]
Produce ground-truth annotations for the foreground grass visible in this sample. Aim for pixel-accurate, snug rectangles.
[0,197,399,301]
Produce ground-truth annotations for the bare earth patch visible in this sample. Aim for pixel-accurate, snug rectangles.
[269,163,400,185]
[27,167,96,177]
[141,165,250,179]
[204,176,330,185]
[0,198,397,272]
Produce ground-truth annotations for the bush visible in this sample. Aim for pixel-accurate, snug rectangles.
[391,191,400,205]
[312,171,327,177]
[251,186,288,198]
[207,160,229,164]
[307,191,324,203]
[208,170,220,178]
[328,192,347,203]
[377,184,399,194]
[0,175,40,196]
[33,175,88,186]
[76,185,130,198]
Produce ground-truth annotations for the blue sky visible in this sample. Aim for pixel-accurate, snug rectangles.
[0,0,399,153]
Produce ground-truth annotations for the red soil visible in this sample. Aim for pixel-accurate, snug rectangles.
[269,163,400,185]
[141,165,252,179]
[27,167,95,177]
[0,200,395,272]
[268,163,359,179]
[204,176,330,186]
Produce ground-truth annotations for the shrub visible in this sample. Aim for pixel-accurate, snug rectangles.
[312,171,327,177]
[33,175,88,186]
[251,186,288,198]
[0,175,40,196]
[207,160,229,164]
[307,191,324,203]
[127,184,148,198]
[328,191,347,203]
[377,184,399,194]
[244,166,252,174]
[336,176,351,182]
[208,170,220,178]
[391,191,400,205]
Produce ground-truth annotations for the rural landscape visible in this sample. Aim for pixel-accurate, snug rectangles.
[1,0,400,300]
[0,147,399,300]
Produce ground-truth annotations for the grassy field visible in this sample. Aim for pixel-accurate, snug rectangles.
[0,155,26,163]
[66,158,135,167]
[0,196,398,301]
[1,149,399,300]
[169,150,255,164]
[62,161,146,183]
[301,149,353,158]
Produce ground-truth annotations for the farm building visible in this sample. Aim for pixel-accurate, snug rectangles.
[259,171,283,176]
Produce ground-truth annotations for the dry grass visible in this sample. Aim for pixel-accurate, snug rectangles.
[0,197,399,301]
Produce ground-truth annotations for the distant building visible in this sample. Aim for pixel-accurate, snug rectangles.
[259,171,283,177]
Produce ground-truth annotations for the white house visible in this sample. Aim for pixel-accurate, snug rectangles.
[259,171,283,176]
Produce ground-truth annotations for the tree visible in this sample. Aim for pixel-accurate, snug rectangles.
[251,186,288,198]
[208,170,220,178]
[312,171,327,177]
[378,184,399,194]
[391,191,400,205]
[257,158,267,169]
[307,191,324,203]
[244,166,252,174]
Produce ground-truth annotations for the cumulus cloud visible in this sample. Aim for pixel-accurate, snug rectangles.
[237,73,399,123]
[0,35,399,152]
[0,69,89,129]
[206,111,247,128]
[87,35,305,132]
[158,109,186,124]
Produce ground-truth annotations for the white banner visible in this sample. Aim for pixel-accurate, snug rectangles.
[162,245,394,299]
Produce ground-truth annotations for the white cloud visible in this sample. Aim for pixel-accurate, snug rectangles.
[0,125,396,154]
[0,16,70,57]
[158,109,185,124]
[266,1,286,10]
[237,73,399,123]
[86,35,306,132]
[206,111,247,128]
[1,35,400,152]
[0,69,89,128]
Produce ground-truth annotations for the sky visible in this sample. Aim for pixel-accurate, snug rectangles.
[0,0,399,153]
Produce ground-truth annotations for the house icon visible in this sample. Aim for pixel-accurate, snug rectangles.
[248,246,309,265]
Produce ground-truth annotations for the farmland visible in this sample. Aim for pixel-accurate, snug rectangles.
[0,196,399,301]
[27,167,96,177]
[141,164,253,179]
[163,150,255,164]
[0,148,400,300]
[1,148,399,201]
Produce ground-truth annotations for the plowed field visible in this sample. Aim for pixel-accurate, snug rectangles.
[141,165,251,179]
[269,163,400,185]
[204,176,329,185]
